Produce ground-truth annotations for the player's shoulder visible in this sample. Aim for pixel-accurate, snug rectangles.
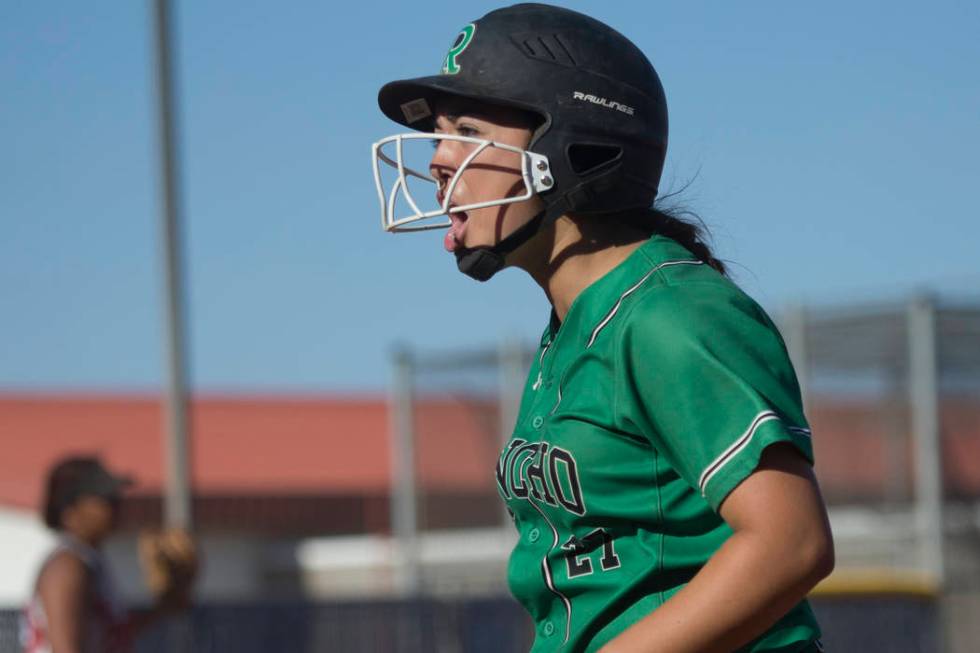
[629,260,765,328]
[580,236,782,353]
[46,546,87,568]
[622,236,742,303]
[616,255,782,354]
[38,548,90,594]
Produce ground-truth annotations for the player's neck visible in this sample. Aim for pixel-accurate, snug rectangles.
[61,527,104,550]
[522,216,648,323]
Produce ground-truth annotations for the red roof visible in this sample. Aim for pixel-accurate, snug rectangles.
[0,393,499,512]
[1,393,978,513]
[809,397,980,500]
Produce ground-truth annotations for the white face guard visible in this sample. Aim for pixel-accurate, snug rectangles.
[371,132,553,233]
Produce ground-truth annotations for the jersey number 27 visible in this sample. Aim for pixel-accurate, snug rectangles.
[561,528,621,578]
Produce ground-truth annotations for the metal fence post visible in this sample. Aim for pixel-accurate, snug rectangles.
[908,294,945,586]
[782,303,810,411]
[152,0,193,531]
[390,346,420,596]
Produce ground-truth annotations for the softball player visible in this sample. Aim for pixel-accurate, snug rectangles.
[22,457,197,653]
[372,4,833,652]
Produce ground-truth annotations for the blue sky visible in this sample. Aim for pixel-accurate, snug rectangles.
[2,1,978,392]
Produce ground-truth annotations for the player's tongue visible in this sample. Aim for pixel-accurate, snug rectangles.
[444,212,468,252]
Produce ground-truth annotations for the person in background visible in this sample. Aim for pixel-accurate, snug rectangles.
[21,455,198,653]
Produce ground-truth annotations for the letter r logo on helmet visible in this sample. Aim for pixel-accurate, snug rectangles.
[442,23,476,75]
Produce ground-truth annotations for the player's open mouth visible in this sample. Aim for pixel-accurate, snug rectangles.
[444,208,468,253]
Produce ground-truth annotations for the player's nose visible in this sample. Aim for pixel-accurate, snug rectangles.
[429,140,457,192]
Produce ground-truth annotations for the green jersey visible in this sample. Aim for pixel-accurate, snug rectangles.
[495,236,821,652]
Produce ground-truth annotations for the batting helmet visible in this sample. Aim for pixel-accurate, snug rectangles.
[375,3,669,280]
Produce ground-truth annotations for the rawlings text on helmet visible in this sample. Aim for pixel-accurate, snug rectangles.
[572,91,635,116]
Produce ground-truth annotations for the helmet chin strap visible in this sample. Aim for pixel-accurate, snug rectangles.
[454,209,547,281]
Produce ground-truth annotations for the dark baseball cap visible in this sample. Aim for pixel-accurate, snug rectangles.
[43,456,135,528]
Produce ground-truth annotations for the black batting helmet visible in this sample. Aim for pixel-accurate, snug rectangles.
[376,3,669,279]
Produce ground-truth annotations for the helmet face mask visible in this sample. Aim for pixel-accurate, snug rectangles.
[371,132,552,233]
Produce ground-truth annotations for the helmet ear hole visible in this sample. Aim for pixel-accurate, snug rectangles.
[567,143,623,176]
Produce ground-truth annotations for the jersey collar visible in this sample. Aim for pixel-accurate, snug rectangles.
[540,235,699,357]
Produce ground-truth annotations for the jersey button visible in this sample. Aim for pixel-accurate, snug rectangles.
[532,416,544,429]
[543,621,555,636]
[528,528,540,543]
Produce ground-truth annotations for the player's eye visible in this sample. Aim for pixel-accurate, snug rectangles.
[457,125,479,138]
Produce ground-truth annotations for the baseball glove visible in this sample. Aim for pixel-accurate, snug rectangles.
[138,528,199,609]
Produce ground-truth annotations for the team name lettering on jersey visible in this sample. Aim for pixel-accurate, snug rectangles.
[496,440,586,516]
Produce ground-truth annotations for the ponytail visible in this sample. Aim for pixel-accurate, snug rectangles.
[618,204,727,276]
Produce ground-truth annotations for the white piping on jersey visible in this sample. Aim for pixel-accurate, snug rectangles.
[550,382,562,415]
[698,410,781,496]
[586,259,703,348]
[532,340,553,391]
[787,426,812,437]
[526,490,573,645]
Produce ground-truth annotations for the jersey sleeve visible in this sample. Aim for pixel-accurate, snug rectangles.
[616,283,814,511]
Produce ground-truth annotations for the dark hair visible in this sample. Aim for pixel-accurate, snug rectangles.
[41,456,126,530]
[619,204,727,276]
